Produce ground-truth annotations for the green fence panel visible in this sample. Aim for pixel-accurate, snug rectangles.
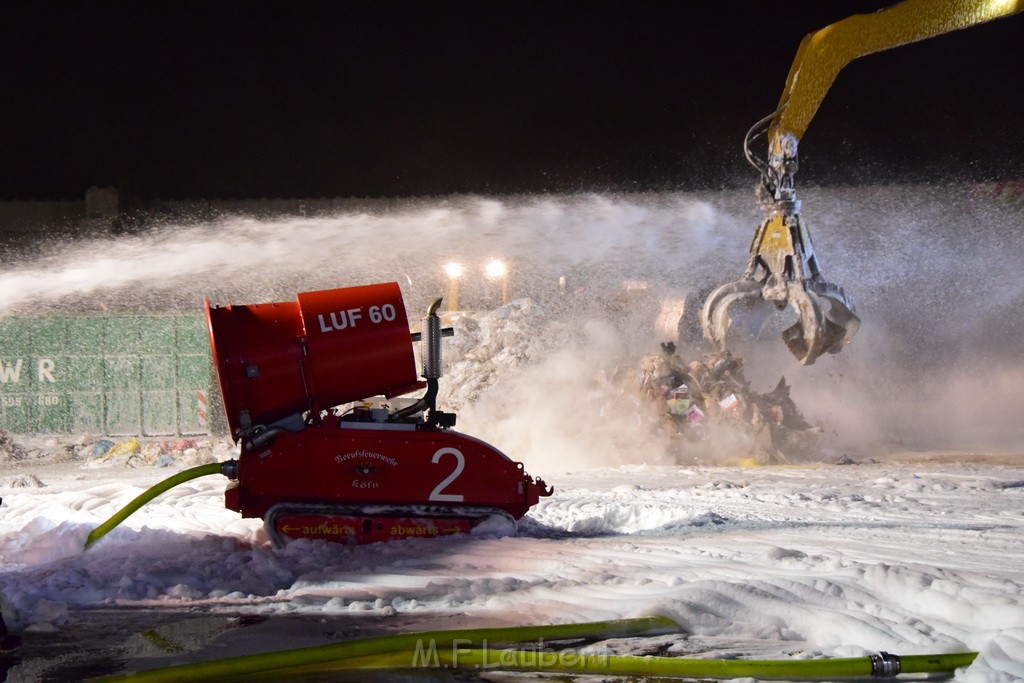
[177,388,208,435]
[104,316,143,355]
[1,319,32,356]
[63,356,104,391]
[27,318,67,355]
[69,391,104,433]
[35,391,67,432]
[141,355,176,391]
[142,390,177,435]
[0,313,217,436]
[106,390,141,435]
[141,317,177,355]
[0,393,34,432]
[66,317,106,357]
[178,350,214,434]
[177,316,210,354]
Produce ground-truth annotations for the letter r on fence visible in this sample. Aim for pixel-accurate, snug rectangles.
[38,359,55,383]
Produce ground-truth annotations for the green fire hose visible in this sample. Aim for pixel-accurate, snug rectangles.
[98,616,678,681]
[97,614,979,682]
[84,461,231,550]
[328,647,978,679]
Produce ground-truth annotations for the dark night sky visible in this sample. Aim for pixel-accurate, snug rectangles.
[2,1,1022,200]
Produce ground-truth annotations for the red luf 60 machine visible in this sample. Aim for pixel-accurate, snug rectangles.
[205,282,551,546]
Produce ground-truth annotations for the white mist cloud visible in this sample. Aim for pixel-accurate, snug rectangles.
[2,186,1022,460]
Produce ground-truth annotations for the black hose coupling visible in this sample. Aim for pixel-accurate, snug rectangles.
[869,652,901,678]
[220,460,239,480]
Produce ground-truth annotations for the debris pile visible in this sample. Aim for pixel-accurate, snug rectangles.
[639,342,821,464]
[81,437,232,468]
[0,433,79,462]
[0,432,234,469]
[0,431,28,462]
[0,474,45,489]
[437,300,825,467]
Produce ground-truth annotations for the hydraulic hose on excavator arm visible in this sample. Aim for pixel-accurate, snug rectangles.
[701,0,1024,365]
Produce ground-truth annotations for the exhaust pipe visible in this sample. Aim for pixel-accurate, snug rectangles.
[395,298,455,427]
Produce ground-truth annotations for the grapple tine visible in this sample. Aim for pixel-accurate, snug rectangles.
[700,279,765,351]
[781,283,859,364]
[809,280,861,349]
[779,281,824,363]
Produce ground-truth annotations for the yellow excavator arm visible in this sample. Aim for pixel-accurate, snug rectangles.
[774,0,1023,142]
[702,0,1023,365]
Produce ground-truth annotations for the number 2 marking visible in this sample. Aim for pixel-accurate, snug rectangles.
[429,447,465,502]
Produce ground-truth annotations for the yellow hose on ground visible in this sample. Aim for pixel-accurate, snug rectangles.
[98,613,980,682]
[97,616,679,681]
[84,461,227,550]
[327,647,977,680]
